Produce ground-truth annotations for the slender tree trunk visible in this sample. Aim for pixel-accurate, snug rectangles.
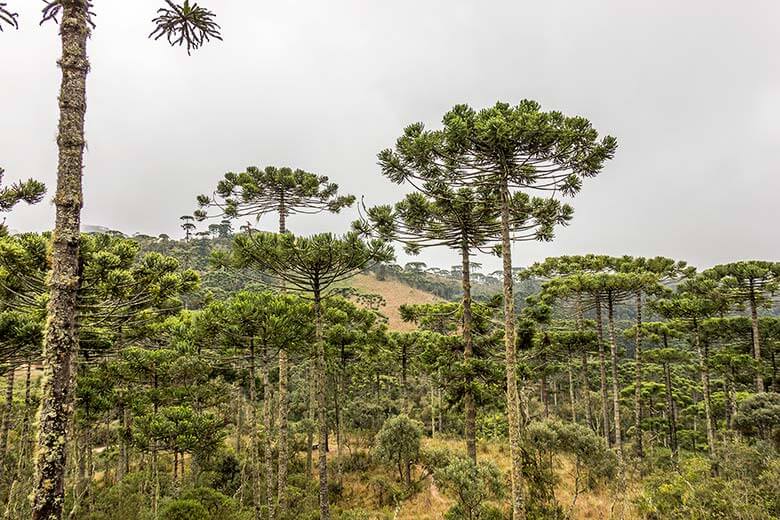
[32,4,89,519]
[576,298,593,430]
[313,289,330,520]
[500,184,525,520]
[566,349,577,423]
[1,366,14,460]
[607,294,623,458]
[461,243,477,462]
[749,292,765,392]
[662,361,678,457]
[634,291,644,458]
[401,341,408,413]
[727,367,738,429]
[306,363,315,477]
[430,382,436,438]
[595,298,611,446]
[276,209,289,516]
[540,375,549,418]
[262,344,275,520]
[693,320,715,457]
[249,339,260,520]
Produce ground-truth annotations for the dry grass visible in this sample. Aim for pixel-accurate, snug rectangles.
[346,273,442,331]
[338,437,640,520]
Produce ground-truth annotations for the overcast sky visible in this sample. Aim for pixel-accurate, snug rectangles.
[3,0,778,272]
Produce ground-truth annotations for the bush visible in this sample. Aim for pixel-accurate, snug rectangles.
[369,475,403,507]
[339,449,373,473]
[160,499,209,520]
[436,457,505,520]
[733,393,780,448]
[373,414,423,486]
[637,442,780,520]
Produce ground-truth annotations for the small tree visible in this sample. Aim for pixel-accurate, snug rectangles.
[374,414,423,486]
[436,456,505,520]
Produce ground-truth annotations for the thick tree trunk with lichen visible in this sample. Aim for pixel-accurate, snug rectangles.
[500,185,525,520]
[314,289,331,520]
[607,294,623,458]
[32,2,89,518]
[595,299,611,446]
[749,291,765,393]
[461,243,477,462]
[633,291,644,458]
[1,367,14,460]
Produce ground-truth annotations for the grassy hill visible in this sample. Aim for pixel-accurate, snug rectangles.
[345,273,442,331]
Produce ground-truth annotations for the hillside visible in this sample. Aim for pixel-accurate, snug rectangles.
[346,273,442,331]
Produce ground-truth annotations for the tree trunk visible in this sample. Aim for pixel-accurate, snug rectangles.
[249,339,260,520]
[262,344,275,520]
[749,292,765,392]
[32,3,89,519]
[633,291,644,458]
[500,184,525,520]
[567,349,577,423]
[663,361,678,457]
[576,298,593,430]
[693,320,715,457]
[306,362,315,477]
[461,243,477,462]
[313,289,331,520]
[277,347,288,514]
[277,208,289,516]
[1,366,14,459]
[595,298,611,446]
[607,293,623,458]
[401,340,408,413]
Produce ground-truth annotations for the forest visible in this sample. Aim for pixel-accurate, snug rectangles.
[2,2,779,520]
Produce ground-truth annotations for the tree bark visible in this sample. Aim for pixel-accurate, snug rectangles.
[1,366,14,460]
[500,184,525,520]
[663,361,678,457]
[32,2,89,518]
[461,243,477,462]
[607,293,623,458]
[693,320,715,457]
[249,339,260,520]
[313,289,331,520]
[633,291,644,458]
[749,291,765,392]
[262,344,275,520]
[595,298,611,446]
[277,208,289,516]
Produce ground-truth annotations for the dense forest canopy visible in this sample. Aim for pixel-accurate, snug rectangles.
[1,3,779,520]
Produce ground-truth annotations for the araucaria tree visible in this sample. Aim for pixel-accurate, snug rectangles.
[378,101,617,518]
[226,231,393,520]
[359,185,571,462]
[2,2,220,518]
[703,261,780,392]
[0,167,45,236]
[196,164,354,512]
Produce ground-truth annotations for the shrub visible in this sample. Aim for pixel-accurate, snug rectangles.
[160,499,209,520]
[373,414,423,486]
[436,456,505,520]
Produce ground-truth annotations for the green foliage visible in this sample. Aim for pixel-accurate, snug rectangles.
[733,393,780,447]
[373,414,424,484]
[436,456,505,520]
[638,441,780,519]
[160,499,209,520]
